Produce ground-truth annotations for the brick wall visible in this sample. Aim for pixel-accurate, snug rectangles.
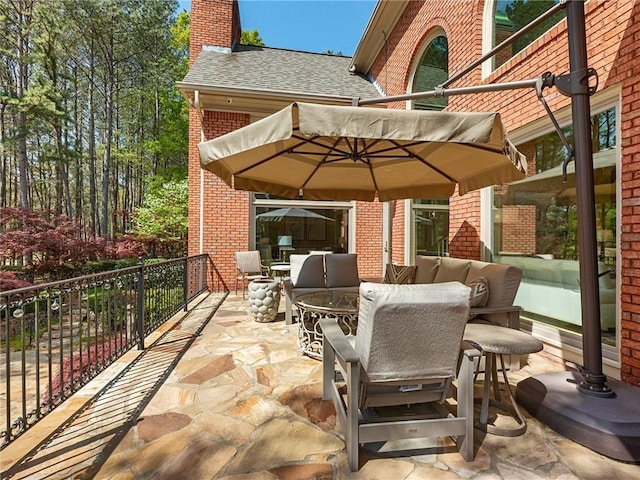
[611,1,640,385]
[501,205,537,254]
[365,0,640,385]
[190,111,251,292]
[352,201,382,278]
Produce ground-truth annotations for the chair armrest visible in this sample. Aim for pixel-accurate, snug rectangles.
[319,318,358,363]
[470,305,521,329]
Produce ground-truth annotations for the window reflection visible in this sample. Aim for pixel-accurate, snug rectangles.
[493,0,565,69]
[412,35,448,111]
[255,206,348,264]
[493,108,617,345]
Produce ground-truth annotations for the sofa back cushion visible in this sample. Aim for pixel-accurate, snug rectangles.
[290,254,326,288]
[414,256,440,283]
[466,260,522,326]
[325,253,360,288]
[433,257,471,283]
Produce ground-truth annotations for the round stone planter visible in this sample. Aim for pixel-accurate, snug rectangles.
[248,278,280,323]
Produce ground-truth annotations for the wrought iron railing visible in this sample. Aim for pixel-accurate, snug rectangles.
[0,254,217,448]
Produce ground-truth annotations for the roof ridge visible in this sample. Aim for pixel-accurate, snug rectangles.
[234,43,351,59]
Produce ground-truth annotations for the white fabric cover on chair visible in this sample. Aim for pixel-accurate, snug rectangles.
[356,282,470,383]
[321,281,478,471]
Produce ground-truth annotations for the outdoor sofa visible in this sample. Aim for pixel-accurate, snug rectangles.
[389,256,523,329]
[285,253,523,329]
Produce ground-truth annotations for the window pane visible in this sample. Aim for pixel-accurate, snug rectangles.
[255,206,348,263]
[494,0,565,69]
[413,207,449,257]
[493,107,617,346]
[413,35,448,110]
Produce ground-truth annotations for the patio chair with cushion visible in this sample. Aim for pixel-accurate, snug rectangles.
[234,250,269,299]
[321,281,479,471]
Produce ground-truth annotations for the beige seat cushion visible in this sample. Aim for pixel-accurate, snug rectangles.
[414,256,440,283]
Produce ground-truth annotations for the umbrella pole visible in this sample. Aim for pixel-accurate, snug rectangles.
[516,1,640,465]
[566,0,613,397]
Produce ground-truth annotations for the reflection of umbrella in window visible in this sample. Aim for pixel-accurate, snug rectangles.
[256,207,334,222]
[505,148,615,205]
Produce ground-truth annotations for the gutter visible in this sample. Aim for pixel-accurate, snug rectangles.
[177,81,373,105]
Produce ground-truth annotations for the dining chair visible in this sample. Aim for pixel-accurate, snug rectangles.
[234,250,269,299]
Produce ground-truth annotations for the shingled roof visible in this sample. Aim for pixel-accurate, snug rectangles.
[181,44,380,100]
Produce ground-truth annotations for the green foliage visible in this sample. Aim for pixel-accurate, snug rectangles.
[241,29,265,46]
[131,178,188,257]
[1,0,187,241]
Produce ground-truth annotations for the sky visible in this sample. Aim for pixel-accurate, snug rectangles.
[177,0,377,56]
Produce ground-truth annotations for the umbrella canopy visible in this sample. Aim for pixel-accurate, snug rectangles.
[198,102,527,202]
[256,207,334,222]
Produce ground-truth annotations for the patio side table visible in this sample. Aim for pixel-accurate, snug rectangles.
[463,323,543,436]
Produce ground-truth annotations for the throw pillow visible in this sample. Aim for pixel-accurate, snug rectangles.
[466,276,489,319]
[383,264,417,284]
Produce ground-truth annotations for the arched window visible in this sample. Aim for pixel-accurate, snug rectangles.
[412,35,448,111]
[488,0,565,70]
[409,34,450,262]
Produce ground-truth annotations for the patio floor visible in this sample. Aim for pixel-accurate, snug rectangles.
[2,292,639,479]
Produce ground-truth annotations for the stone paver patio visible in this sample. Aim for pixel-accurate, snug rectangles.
[2,292,639,479]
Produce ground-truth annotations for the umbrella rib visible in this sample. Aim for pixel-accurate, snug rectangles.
[234,137,310,177]
[300,135,345,190]
[386,139,460,183]
[291,132,355,160]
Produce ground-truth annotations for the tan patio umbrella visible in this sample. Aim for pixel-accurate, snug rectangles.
[198,102,527,202]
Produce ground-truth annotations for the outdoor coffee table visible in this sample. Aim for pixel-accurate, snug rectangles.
[463,323,543,436]
[294,291,359,360]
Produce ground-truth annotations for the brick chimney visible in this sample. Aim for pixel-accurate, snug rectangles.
[190,0,241,65]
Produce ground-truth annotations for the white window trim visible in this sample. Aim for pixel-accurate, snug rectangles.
[481,0,495,79]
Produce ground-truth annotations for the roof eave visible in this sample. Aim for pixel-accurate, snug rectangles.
[350,0,408,75]
[177,82,381,118]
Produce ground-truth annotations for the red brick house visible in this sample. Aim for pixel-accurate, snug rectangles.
[179,0,640,387]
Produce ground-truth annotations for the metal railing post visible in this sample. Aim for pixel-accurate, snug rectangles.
[183,257,189,311]
[136,258,145,350]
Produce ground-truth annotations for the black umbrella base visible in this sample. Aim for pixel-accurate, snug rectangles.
[516,371,640,463]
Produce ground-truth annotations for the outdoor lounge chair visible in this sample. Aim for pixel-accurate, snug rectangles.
[234,250,269,299]
[321,281,479,471]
